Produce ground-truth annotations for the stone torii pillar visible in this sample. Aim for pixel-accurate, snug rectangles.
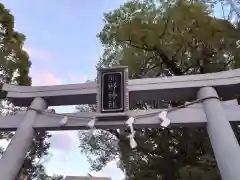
[0,97,47,180]
[198,87,240,180]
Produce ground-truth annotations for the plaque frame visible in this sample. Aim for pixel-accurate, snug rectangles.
[101,71,124,113]
[96,66,129,116]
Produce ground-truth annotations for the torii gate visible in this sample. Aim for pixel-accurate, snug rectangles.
[0,67,240,180]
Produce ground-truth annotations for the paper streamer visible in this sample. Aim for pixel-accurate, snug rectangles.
[158,111,171,127]
[126,117,137,149]
[88,119,96,128]
[236,40,240,48]
[60,116,68,126]
[87,119,96,143]
[128,133,137,149]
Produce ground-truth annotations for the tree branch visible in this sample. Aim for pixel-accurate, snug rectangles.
[155,48,183,75]
[224,59,234,68]
[117,38,183,75]
[183,65,192,74]
[159,15,170,39]
[172,45,183,60]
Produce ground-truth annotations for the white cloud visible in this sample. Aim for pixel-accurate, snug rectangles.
[23,46,52,61]
[31,72,63,86]
[49,131,77,151]
[30,69,93,86]
[67,73,88,84]
[91,161,124,180]
[46,130,125,180]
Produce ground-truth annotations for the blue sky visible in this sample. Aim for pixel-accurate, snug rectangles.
[0,0,126,179]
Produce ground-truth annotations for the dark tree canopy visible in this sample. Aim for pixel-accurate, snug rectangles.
[78,0,240,180]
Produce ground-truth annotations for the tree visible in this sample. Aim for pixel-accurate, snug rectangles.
[0,3,63,180]
[78,0,240,180]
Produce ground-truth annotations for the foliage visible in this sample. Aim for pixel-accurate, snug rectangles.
[0,3,31,85]
[79,0,240,180]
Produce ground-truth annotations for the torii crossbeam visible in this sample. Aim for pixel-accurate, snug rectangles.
[0,68,240,180]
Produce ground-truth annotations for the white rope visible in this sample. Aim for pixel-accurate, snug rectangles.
[26,96,221,149]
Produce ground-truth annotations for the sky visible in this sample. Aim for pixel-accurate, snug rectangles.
[0,0,127,179]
